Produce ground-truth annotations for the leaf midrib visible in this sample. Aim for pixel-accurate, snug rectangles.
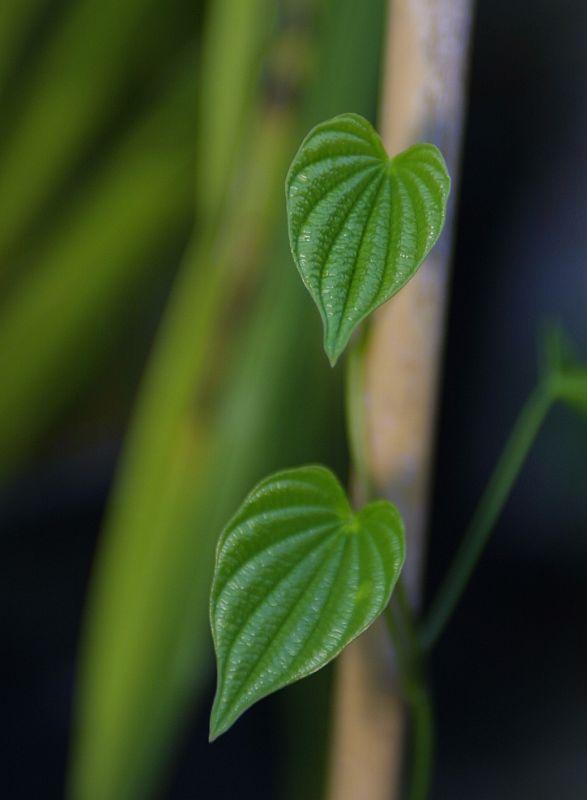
[212,531,345,729]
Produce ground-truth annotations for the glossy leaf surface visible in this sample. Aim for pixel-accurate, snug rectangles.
[209,465,405,740]
[286,113,450,364]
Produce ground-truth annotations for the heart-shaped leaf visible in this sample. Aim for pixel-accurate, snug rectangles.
[209,465,405,740]
[286,112,451,364]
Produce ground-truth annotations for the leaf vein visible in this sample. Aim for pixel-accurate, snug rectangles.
[335,172,388,346]
[315,169,384,323]
[288,152,380,184]
[213,520,339,603]
[291,163,380,255]
[215,536,343,720]
[238,535,350,698]
[214,533,338,693]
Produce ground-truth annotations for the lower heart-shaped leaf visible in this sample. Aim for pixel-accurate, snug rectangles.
[286,112,451,365]
[209,465,405,740]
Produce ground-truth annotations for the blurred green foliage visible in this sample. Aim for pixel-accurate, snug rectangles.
[0,0,385,797]
[540,322,587,417]
[0,54,198,473]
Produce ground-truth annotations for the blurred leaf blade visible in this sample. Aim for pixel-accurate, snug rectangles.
[558,371,587,416]
[196,0,276,220]
[539,321,587,417]
[0,55,199,477]
[68,3,315,796]
[539,320,580,377]
[0,0,191,268]
[0,0,48,98]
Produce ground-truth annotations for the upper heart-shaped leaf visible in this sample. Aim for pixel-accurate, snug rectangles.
[286,113,451,364]
[209,465,405,740]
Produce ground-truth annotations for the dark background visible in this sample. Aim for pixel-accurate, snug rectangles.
[2,0,586,797]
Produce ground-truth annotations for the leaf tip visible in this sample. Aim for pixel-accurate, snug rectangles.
[324,327,348,367]
[208,704,228,743]
[208,724,224,744]
[323,334,338,367]
[326,351,339,368]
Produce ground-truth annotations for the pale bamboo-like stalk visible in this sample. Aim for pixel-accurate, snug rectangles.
[327,2,474,799]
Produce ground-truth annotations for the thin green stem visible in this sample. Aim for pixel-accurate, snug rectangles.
[421,380,554,651]
[345,326,374,502]
[395,579,420,653]
[405,682,434,800]
[384,602,434,800]
[383,602,412,675]
[346,329,434,800]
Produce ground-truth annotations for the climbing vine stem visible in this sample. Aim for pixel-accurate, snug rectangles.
[345,326,434,800]
[421,378,555,651]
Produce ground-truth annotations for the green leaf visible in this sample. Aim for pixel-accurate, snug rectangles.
[539,322,587,417]
[558,370,587,416]
[209,464,405,740]
[286,112,450,364]
[539,321,579,377]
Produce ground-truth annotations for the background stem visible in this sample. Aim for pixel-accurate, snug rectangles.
[344,332,435,800]
[328,332,406,800]
[421,381,554,650]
